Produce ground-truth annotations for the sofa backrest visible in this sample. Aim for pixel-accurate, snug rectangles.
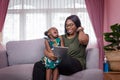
[86,48,99,69]
[6,39,45,66]
[6,38,99,69]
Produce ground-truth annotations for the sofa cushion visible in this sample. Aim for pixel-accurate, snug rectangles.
[86,48,99,69]
[0,49,8,68]
[0,64,34,80]
[0,64,103,80]
[6,39,45,66]
[60,69,103,80]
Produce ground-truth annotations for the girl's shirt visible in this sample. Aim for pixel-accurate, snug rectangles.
[45,37,61,49]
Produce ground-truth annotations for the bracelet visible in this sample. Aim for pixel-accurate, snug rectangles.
[77,28,83,32]
[79,29,83,32]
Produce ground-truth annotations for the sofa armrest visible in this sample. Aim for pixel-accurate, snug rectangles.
[86,48,99,69]
[0,48,8,69]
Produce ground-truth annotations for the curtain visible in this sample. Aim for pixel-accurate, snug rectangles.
[3,0,96,47]
[85,0,104,69]
[0,0,9,32]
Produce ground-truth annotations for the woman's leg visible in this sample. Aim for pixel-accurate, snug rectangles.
[58,54,82,75]
[32,61,46,80]
[46,69,52,80]
[53,68,59,80]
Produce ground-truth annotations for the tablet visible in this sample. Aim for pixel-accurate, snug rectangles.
[52,46,68,57]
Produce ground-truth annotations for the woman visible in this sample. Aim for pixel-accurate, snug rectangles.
[32,15,89,80]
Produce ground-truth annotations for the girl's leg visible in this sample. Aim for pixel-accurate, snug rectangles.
[53,68,59,80]
[46,69,52,80]
[32,61,46,80]
[58,54,82,75]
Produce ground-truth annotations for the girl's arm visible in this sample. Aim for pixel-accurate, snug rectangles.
[77,27,89,45]
[44,39,57,60]
[44,39,52,53]
[44,49,57,60]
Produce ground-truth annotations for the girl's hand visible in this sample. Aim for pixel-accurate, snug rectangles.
[47,52,57,60]
[44,49,57,60]
[50,53,57,60]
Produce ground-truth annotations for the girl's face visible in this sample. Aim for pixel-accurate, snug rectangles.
[65,19,77,35]
[49,27,59,38]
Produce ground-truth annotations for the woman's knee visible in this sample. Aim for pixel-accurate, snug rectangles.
[34,61,45,69]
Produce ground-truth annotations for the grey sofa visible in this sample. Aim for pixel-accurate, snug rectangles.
[0,39,103,80]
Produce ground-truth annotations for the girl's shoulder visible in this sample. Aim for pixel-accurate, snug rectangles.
[55,37,61,42]
[44,37,51,43]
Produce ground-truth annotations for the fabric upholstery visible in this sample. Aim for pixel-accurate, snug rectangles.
[60,69,103,80]
[86,48,99,69]
[0,64,33,80]
[0,49,8,68]
[0,39,103,80]
[6,39,45,66]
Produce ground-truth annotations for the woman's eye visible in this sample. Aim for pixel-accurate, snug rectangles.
[66,23,74,27]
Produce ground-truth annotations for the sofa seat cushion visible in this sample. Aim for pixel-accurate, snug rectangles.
[60,69,103,80]
[0,64,103,80]
[0,64,34,80]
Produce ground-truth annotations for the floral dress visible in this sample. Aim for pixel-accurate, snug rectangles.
[41,37,61,69]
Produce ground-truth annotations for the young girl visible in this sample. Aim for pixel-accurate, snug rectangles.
[41,27,64,80]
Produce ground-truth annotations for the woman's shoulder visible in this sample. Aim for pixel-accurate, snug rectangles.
[60,34,66,38]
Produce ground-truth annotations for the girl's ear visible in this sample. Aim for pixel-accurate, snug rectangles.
[47,32,51,36]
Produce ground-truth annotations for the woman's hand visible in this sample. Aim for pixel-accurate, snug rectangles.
[77,27,89,45]
[77,27,84,32]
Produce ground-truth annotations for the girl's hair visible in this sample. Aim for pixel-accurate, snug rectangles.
[44,27,57,37]
[64,15,81,34]
[44,31,49,36]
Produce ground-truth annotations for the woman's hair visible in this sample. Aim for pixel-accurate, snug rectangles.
[64,15,81,34]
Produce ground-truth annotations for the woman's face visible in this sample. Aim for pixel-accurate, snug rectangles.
[65,19,77,35]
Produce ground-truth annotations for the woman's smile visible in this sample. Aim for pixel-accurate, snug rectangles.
[67,29,73,34]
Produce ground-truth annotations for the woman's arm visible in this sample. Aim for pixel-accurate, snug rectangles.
[77,27,89,45]
[59,36,64,47]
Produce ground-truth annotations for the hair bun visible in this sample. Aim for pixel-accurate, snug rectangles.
[44,31,48,36]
